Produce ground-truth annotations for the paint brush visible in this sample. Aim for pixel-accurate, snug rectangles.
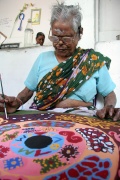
[0,74,9,119]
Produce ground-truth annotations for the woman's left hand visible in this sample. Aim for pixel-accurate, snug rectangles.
[96,105,120,121]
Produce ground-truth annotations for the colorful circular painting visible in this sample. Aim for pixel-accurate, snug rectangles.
[0,112,120,180]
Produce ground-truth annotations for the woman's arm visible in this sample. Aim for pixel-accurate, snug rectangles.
[0,87,34,113]
[56,98,92,108]
[104,91,116,107]
[96,91,120,121]
[17,87,34,105]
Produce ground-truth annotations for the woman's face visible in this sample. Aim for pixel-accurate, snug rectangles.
[36,35,45,46]
[51,21,80,58]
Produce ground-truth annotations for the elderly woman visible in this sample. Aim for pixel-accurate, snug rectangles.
[0,2,120,121]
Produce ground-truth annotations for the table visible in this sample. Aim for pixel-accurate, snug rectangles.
[0,110,120,180]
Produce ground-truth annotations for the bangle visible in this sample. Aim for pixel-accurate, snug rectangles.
[15,97,23,107]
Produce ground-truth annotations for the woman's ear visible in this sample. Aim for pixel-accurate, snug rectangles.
[80,27,83,35]
[78,26,83,40]
[80,27,83,40]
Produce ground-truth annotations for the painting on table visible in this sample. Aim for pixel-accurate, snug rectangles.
[0,110,119,180]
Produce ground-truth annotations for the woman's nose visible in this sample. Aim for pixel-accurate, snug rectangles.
[57,39,64,44]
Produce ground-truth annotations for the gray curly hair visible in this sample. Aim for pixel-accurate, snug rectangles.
[50,2,82,33]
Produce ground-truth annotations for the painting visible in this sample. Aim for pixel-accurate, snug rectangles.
[31,9,41,25]
[0,111,120,179]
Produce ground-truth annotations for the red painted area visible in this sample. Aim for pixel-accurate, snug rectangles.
[68,168,79,177]
[87,156,99,162]
[59,172,69,179]
[59,131,82,143]
[95,170,109,178]
[76,164,87,172]
[82,161,96,168]
[92,168,99,172]
[78,176,87,180]
[83,170,92,175]
[104,161,110,168]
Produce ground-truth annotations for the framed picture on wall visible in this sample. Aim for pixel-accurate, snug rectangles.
[31,9,41,25]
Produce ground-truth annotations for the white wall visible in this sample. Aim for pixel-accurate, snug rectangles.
[0,0,95,48]
[98,0,120,41]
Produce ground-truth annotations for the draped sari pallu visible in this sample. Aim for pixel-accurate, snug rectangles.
[32,47,111,110]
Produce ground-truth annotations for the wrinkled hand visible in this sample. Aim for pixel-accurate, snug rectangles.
[0,94,18,113]
[96,105,120,121]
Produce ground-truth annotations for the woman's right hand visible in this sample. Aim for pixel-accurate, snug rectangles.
[0,95,20,113]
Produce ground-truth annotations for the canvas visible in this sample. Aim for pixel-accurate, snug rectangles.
[0,110,119,180]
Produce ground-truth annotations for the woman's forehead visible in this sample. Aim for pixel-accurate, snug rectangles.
[52,21,75,34]
[53,29,66,34]
[52,20,72,28]
[37,35,44,39]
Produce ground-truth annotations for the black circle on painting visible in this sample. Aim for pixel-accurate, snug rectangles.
[25,135,52,149]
